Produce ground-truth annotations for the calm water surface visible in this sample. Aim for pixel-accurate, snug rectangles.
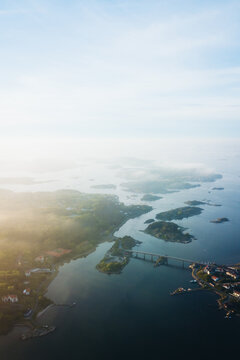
[1,144,240,360]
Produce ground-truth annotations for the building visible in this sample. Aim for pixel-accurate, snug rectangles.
[232,290,240,299]
[204,265,211,275]
[35,255,44,263]
[2,295,19,303]
[226,271,238,280]
[23,288,31,295]
[223,284,230,290]
[211,276,219,282]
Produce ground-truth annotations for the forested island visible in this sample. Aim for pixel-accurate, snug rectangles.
[156,206,203,221]
[144,221,194,243]
[0,189,151,335]
[96,236,141,274]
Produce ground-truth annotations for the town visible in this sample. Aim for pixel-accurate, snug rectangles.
[189,262,240,317]
[0,248,72,335]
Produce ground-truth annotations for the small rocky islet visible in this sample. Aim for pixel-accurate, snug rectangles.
[144,219,155,224]
[210,217,229,224]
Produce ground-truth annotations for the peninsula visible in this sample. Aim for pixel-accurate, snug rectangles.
[0,189,152,335]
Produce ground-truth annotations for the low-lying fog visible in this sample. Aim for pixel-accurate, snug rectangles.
[0,137,239,196]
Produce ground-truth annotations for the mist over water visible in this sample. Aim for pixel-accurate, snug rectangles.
[0,137,240,359]
[0,137,239,190]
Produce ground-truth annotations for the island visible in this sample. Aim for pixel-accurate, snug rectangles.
[121,180,200,194]
[96,236,141,274]
[144,221,194,243]
[0,189,152,335]
[156,206,203,221]
[141,194,162,201]
[212,187,224,190]
[144,219,155,224]
[185,200,221,207]
[210,217,229,224]
[91,184,117,189]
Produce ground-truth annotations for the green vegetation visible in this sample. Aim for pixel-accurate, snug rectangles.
[156,206,203,221]
[97,257,128,274]
[121,236,141,249]
[141,194,162,201]
[0,189,151,261]
[96,236,141,274]
[144,219,155,224]
[185,200,207,206]
[144,221,194,243]
[0,189,151,334]
[196,270,211,282]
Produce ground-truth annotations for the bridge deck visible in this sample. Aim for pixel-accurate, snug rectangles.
[125,249,204,265]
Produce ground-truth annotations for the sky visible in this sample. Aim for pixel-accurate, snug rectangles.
[0,0,240,139]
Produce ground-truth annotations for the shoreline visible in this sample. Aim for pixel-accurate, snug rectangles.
[17,214,143,337]
[37,304,55,318]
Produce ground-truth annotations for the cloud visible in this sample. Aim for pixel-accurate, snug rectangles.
[0,0,239,137]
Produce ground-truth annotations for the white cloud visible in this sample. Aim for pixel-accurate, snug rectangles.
[0,1,239,137]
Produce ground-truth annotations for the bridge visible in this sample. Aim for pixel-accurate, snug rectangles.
[124,249,206,268]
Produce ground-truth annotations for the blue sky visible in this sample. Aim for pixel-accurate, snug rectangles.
[0,0,240,138]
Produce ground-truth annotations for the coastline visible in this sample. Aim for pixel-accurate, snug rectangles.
[15,212,148,338]
[37,304,55,318]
